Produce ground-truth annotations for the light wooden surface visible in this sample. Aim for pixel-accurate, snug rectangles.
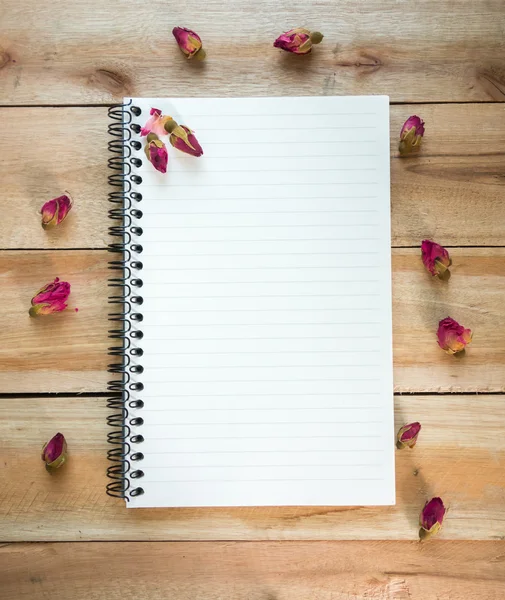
[1,249,503,393]
[1,0,505,103]
[3,105,505,249]
[1,395,504,541]
[2,0,505,596]
[2,541,505,600]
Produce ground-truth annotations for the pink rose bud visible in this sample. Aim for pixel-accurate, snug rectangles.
[421,239,452,279]
[29,277,71,317]
[172,27,206,60]
[164,119,203,157]
[140,107,173,137]
[399,115,425,155]
[396,422,421,449]
[41,432,67,472]
[437,317,472,355]
[419,497,445,540]
[40,193,73,230]
[273,28,324,55]
[144,134,169,173]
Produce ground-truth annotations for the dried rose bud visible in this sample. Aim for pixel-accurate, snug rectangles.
[164,119,203,157]
[40,193,73,229]
[437,317,472,355]
[29,277,71,317]
[141,107,174,137]
[419,497,445,540]
[421,239,452,279]
[273,28,324,55]
[399,115,425,155]
[396,422,421,449]
[41,432,67,472]
[172,27,206,60]
[144,133,168,173]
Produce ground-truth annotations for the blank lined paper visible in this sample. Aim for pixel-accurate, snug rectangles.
[126,96,394,508]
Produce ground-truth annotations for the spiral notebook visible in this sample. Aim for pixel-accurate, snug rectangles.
[107,96,394,508]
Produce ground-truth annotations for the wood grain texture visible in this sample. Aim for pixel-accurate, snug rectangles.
[0,395,503,541]
[0,251,109,392]
[1,108,109,250]
[1,249,503,393]
[1,0,505,103]
[1,541,505,600]
[2,105,505,249]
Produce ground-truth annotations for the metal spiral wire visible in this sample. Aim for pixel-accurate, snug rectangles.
[107,100,145,500]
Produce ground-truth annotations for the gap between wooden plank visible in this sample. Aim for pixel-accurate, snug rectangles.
[0,101,504,108]
[0,391,503,399]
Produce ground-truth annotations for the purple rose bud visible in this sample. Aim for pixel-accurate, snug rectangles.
[144,134,168,173]
[40,193,73,229]
[419,497,446,540]
[41,433,68,472]
[396,422,421,449]
[172,27,206,60]
[166,123,203,157]
[437,317,472,355]
[273,28,323,55]
[399,115,425,155]
[29,277,71,317]
[421,240,452,279]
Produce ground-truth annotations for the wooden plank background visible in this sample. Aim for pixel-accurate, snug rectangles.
[1,0,505,597]
[1,395,504,542]
[1,249,503,393]
[3,104,505,250]
[1,0,505,104]
[2,541,505,600]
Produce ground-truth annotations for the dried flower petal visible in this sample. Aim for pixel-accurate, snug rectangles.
[273,28,324,54]
[144,134,168,173]
[399,115,425,155]
[437,317,472,355]
[29,277,71,317]
[167,124,203,157]
[41,432,67,472]
[41,193,73,229]
[396,422,421,449]
[140,108,173,137]
[419,497,445,540]
[172,27,206,60]
[421,239,452,279]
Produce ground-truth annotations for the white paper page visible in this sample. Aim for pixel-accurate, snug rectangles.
[125,96,394,508]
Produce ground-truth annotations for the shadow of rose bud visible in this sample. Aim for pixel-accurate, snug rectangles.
[41,433,67,473]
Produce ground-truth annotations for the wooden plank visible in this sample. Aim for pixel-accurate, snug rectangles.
[1,248,503,393]
[2,104,505,249]
[1,0,505,103]
[390,104,505,247]
[1,541,505,600]
[1,108,109,250]
[0,251,109,393]
[0,395,503,541]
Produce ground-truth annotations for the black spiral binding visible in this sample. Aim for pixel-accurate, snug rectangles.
[107,100,145,500]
